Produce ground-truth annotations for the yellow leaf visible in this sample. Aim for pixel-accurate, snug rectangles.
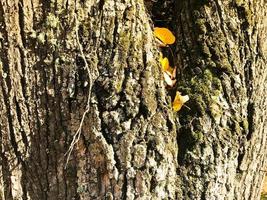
[159,54,173,73]
[172,92,189,112]
[154,27,176,46]
[159,56,170,71]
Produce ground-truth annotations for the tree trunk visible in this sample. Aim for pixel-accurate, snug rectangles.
[0,0,266,199]
[174,0,267,199]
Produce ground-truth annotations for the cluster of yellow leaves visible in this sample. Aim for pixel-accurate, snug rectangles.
[154,27,189,112]
[173,92,189,112]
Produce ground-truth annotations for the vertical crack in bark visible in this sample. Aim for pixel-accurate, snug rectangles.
[98,0,105,11]
[1,85,23,165]
[110,15,119,61]
[177,2,196,77]
[31,70,47,199]
[244,59,254,141]
[43,66,51,199]
[40,0,51,18]
[0,148,14,199]
[18,1,26,48]
[235,1,256,143]
[121,173,127,200]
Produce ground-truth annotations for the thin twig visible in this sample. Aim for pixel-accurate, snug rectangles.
[64,14,93,169]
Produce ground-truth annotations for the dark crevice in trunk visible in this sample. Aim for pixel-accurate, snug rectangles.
[246,102,255,140]
[51,54,60,199]
[121,173,127,200]
[31,69,47,199]
[235,4,250,31]
[94,84,114,145]
[0,151,14,199]
[18,1,26,47]
[112,15,119,50]
[98,0,105,11]
[41,0,51,18]
[244,59,254,141]
[21,173,28,200]
[43,66,52,200]
[176,13,192,77]
[149,0,176,29]
[244,60,253,97]
[1,85,23,164]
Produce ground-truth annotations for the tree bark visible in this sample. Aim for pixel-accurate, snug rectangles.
[0,0,266,200]
[174,0,267,199]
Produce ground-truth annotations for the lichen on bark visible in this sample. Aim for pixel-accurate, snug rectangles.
[0,0,267,199]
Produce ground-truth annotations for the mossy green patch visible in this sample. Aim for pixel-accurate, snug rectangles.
[178,69,223,118]
[195,18,207,34]
[261,194,267,200]
[191,131,204,142]
[242,119,249,132]
[46,13,60,29]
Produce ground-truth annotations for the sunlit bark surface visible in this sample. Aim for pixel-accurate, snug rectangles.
[0,0,266,199]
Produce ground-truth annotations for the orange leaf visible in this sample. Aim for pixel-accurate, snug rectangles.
[172,92,189,112]
[154,27,175,46]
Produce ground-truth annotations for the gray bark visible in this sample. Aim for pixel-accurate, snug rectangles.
[0,0,266,200]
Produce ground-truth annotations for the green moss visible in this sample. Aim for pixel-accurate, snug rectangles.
[261,194,267,200]
[189,69,213,100]
[46,13,60,29]
[192,131,204,142]
[195,18,207,34]
[193,96,206,114]
[178,69,224,118]
[212,77,222,91]
[201,44,211,58]
[242,119,249,132]
[235,0,244,6]
[115,79,123,93]
[216,58,232,72]
[203,68,213,80]
[77,184,88,194]
[119,31,131,49]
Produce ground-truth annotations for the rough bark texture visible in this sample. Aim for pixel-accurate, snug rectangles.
[0,0,266,200]
[174,0,267,199]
